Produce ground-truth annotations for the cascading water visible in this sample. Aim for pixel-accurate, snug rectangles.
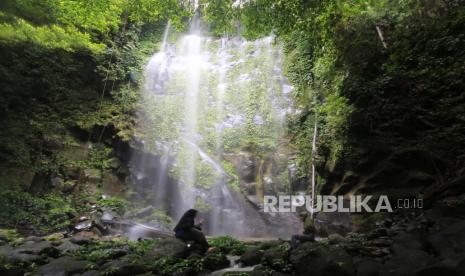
[130,20,301,237]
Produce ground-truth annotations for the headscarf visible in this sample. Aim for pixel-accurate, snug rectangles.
[173,209,198,232]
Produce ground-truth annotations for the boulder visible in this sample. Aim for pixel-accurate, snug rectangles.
[203,253,230,271]
[56,240,81,253]
[143,238,187,260]
[0,245,45,265]
[290,242,354,276]
[15,241,59,257]
[261,246,289,271]
[101,259,146,276]
[70,236,93,245]
[36,256,90,276]
[239,247,264,266]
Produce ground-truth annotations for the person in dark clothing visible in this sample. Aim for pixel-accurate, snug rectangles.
[290,228,315,249]
[174,209,209,254]
[289,213,317,250]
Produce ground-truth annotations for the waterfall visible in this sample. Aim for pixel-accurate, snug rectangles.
[132,21,301,237]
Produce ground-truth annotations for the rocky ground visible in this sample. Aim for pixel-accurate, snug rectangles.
[1,196,465,276]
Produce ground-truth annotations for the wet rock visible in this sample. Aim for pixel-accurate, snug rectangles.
[239,247,264,266]
[16,241,59,257]
[143,238,187,260]
[57,239,81,253]
[74,220,93,231]
[0,245,46,265]
[104,248,129,259]
[203,253,230,271]
[101,259,146,276]
[70,236,93,245]
[36,256,90,276]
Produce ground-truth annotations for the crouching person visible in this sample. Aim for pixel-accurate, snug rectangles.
[174,209,209,254]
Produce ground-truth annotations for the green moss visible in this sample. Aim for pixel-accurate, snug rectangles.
[208,236,245,255]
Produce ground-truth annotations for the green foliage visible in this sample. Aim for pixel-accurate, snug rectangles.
[72,237,148,264]
[221,160,240,191]
[149,252,228,275]
[0,187,74,234]
[0,0,190,53]
[208,235,245,255]
[200,0,237,35]
[0,229,23,245]
[0,11,105,53]
[97,196,129,215]
[218,0,465,189]
[85,145,113,171]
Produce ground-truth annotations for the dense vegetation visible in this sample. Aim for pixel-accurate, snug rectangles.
[201,0,465,199]
[0,0,190,232]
